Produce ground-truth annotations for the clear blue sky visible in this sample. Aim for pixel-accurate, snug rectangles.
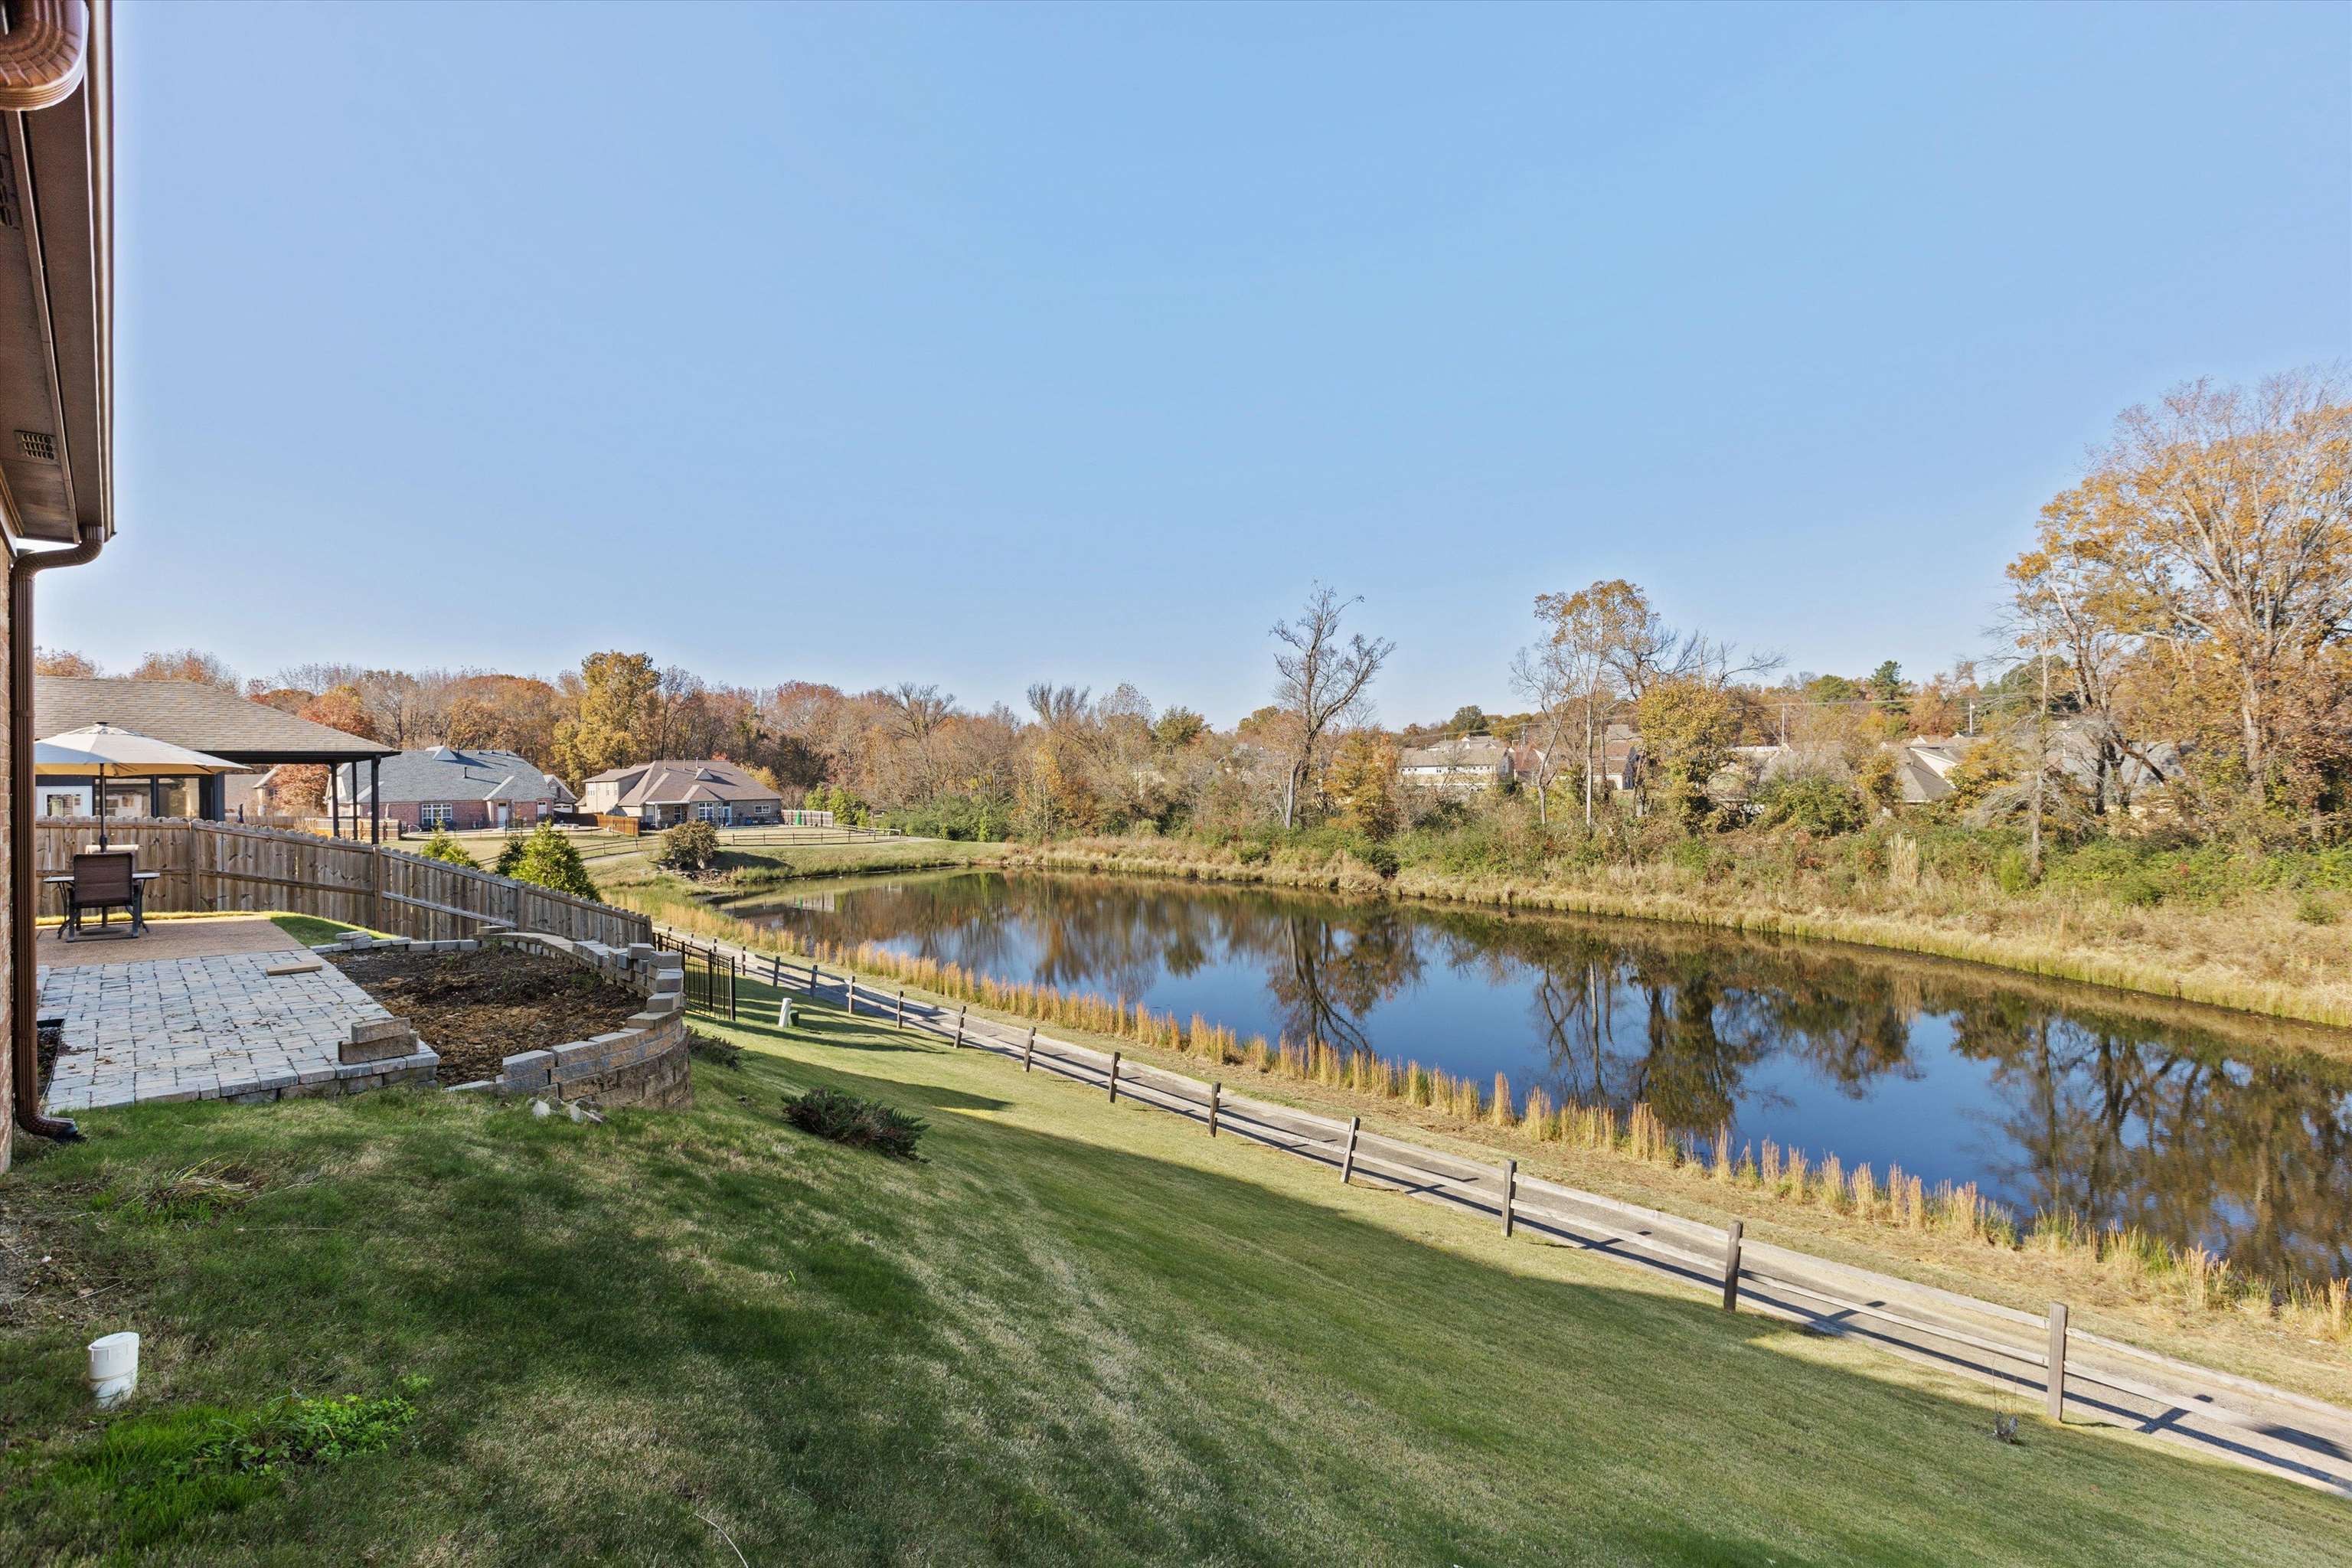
[50,1,2351,725]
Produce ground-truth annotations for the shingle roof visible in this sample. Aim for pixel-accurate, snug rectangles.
[36,677,396,761]
[335,746,568,805]
[1400,737,1513,769]
[587,759,781,808]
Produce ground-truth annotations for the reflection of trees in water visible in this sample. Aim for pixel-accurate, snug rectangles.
[1953,1002,2352,1282]
[1264,910,1423,1054]
[743,871,2352,1276]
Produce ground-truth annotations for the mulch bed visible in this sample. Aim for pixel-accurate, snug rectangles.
[325,946,646,1087]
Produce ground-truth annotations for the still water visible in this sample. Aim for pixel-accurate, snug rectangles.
[724,869,2352,1280]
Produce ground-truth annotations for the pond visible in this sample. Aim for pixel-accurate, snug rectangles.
[720,869,2352,1282]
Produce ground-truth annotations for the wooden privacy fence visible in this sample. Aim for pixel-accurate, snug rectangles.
[686,924,2352,1500]
[35,819,651,948]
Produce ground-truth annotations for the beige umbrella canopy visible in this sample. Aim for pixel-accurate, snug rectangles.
[34,723,250,847]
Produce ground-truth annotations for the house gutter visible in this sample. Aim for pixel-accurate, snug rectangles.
[0,0,87,113]
[11,521,102,1142]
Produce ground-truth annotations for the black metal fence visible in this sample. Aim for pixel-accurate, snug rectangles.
[654,931,737,1020]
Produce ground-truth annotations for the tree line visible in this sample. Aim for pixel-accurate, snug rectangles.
[36,371,2347,844]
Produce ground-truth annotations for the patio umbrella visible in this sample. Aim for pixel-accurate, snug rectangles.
[34,723,250,848]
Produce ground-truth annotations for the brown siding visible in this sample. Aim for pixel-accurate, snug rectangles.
[2,577,11,1175]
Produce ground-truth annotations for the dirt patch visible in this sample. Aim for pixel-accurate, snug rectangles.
[325,946,645,1086]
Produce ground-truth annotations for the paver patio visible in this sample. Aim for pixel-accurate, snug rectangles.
[38,920,438,1112]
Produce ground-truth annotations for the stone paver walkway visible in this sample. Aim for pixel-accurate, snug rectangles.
[39,949,436,1112]
[38,915,304,968]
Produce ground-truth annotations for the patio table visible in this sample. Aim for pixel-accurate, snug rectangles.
[46,869,159,936]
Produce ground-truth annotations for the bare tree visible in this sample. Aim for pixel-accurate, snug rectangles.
[881,681,957,801]
[1508,643,1571,827]
[1269,585,1394,829]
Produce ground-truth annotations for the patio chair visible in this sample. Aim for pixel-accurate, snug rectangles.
[64,851,144,940]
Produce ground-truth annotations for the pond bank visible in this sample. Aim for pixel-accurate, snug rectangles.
[996,838,2352,1030]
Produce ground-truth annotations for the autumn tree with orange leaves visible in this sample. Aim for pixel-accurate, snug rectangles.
[2011,371,2352,818]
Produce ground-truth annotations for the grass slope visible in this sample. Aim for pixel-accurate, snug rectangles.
[4,985,2346,1565]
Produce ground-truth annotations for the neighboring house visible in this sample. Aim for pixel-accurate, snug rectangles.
[578,760,782,827]
[334,746,574,831]
[1398,735,1517,792]
[34,677,396,824]
[1574,724,1642,792]
[7,5,122,1171]
[1894,737,1976,805]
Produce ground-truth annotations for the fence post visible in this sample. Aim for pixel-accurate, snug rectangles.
[1720,1220,1743,1311]
[1023,1025,1037,1072]
[1108,1051,1121,1102]
[2047,1302,2068,1422]
[1502,1158,1517,1237]
[954,1006,967,1047]
[1341,1116,1360,1184]
[769,954,781,988]
[845,975,856,1018]
[894,989,906,1029]
[729,953,739,1021]
[1208,1081,1221,1138]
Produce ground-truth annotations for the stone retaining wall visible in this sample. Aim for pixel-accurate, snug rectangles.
[313,929,697,1112]
[484,933,694,1111]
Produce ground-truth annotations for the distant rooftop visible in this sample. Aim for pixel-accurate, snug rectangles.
[36,677,396,762]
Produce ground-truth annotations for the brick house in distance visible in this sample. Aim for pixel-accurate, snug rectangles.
[337,746,574,831]
[578,760,782,828]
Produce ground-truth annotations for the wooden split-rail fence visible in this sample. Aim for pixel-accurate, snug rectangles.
[36,819,652,949]
[673,923,2352,1500]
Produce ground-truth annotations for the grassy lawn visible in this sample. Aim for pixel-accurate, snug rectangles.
[4,982,2346,1565]
[265,913,382,946]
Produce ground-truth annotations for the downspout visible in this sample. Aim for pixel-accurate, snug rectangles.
[12,521,103,1142]
[0,0,88,113]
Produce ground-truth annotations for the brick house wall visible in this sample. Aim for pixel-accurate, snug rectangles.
[384,799,550,832]
[2,582,11,1175]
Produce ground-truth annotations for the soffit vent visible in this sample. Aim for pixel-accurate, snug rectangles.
[15,430,56,461]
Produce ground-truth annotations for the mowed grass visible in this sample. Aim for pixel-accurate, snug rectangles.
[4,983,2347,1566]
[265,913,382,946]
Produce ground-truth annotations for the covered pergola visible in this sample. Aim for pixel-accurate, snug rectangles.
[34,676,398,841]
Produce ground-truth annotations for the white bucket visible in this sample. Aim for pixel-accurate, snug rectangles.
[87,1331,139,1407]
[777,997,792,1031]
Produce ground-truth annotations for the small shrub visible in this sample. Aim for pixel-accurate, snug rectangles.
[417,829,479,870]
[501,824,600,900]
[657,818,722,873]
[1358,844,1400,879]
[1754,773,1866,836]
[1993,848,2035,895]
[2297,892,2341,926]
[687,1027,742,1067]
[782,1086,927,1159]
[1668,836,1713,880]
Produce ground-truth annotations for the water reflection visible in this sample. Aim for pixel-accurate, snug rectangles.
[724,870,2352,1281]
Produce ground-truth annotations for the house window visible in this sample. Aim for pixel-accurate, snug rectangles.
[695,802,727,823]
[420,803,456,828]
